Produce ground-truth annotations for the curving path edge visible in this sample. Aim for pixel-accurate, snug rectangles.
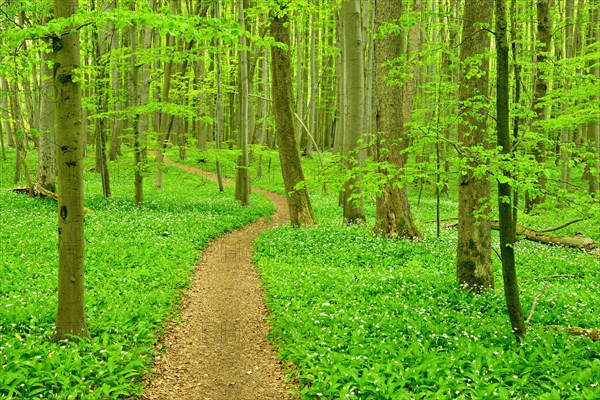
[142,157,292,400]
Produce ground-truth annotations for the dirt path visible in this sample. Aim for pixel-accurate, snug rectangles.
[142,157,292,400]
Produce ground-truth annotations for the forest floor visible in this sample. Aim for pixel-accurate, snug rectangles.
[142,157,293,400]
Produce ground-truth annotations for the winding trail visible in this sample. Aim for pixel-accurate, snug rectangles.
[142,157,292,400]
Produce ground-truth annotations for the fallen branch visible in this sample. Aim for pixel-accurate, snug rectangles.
[545,325,600,341]
[539,218,587,233]
[444,220,599,257]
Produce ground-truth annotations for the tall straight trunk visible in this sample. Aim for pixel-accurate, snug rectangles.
[10,81,21,184]
[235,0,250,206]
[341,0,366,224]
[109,0,123,161]
[362,0,374,144]
[52,0,90,341]
[155,1,177,190]
[510,0,522,227]
[0,74,12,148]
[196,49,208,151]
[19,12,37,137]
[559,0,575,194]
[295,17,304,145]
[525,0,552,212]
[0,113,4,160]
[257,45,269,178]
[270,7,316,227]
[456,0,493,291]
[496,0,526,340]
[333,10,344,155]
[307,9,317,159]
[130,3,143,205]
[92,0,111,198]
[402,0,421,127]
[585,2,599,194]
[373,0,421,239]
[38,23,57,192]
[214,1,225,192]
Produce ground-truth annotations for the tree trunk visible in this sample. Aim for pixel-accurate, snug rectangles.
[155,1,177,190]
[295,17,304,146]
[559,0,575,197]
[341,0,366,224]
[456,0,494,291]
[585,2,599,194]
[52,0,90,341]
[214,1,225,193]
[373,0,421,239]
[37,23,57,193]
[307,9,317,159]
[92,0,111,198]
[270,6,316,227]
[0,74,12,149]
[108,0,123,161]
[235,0,250,206]
[496,0,526,339]
[525,0,552,212]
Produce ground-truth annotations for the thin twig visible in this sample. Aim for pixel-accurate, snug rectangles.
[527,279,551,324]
[523,274,584,283]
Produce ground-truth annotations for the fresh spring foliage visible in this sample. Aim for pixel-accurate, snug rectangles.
[0,148,273,399]
[254,191,600,399]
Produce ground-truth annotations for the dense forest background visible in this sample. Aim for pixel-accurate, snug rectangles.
[0,0,598,205]
[0,0,599,398]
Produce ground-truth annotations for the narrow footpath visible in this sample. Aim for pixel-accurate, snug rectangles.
[142,157,292,400]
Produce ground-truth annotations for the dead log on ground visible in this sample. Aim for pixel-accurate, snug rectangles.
[444,220,599,257]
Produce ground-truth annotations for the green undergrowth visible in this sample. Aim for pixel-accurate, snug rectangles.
[0,149,273,399]
[254,191,600,399]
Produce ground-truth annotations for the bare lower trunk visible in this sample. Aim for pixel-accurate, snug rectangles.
[52,0,90,341]
[340,0,366,224]
[456,0,493,291]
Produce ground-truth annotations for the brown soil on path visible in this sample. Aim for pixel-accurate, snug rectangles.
[142,157,293,400]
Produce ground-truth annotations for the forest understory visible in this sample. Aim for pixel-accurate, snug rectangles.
[1,146,599,399]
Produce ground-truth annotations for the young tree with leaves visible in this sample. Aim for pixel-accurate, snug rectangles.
[496,0,526,339]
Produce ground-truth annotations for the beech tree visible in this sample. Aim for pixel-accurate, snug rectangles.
[52,0,90,341]
[37,14,56,193]
[455,0,493,291]
[340,0,366,224]
[270,1,316,227]
[235,0,250,206]
[373,0,420,239]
